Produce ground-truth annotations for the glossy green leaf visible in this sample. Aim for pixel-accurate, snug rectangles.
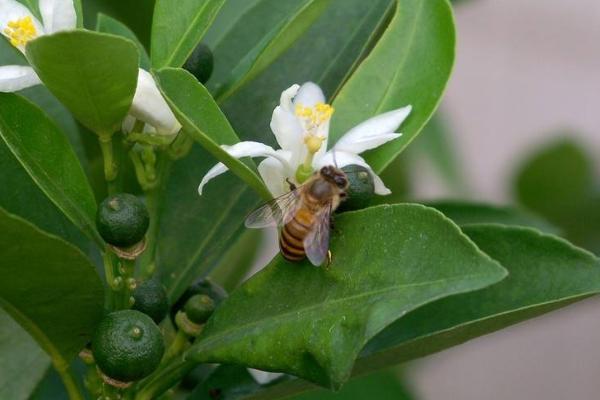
[357,224,600,371]
[157,144,260,302]
[251,224,600,399]
[26,30,138,134]
[151,0,225,68]
[428,200,560,234]
[514,138,600,253]
[211,0,334,102]
[96,13,151,69]
[0,93,102,246]
[188,365,414,400]
[0,309,49,400]
[155,68,271,201]
[217,0,393,144]
[330,0,456,173]
[190,204,506,389]
[290,370,414,400]
[0,207,104,370]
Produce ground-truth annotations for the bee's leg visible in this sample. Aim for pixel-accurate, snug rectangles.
[286,178,297,191]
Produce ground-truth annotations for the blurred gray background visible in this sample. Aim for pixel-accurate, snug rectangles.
[405,0,600,399]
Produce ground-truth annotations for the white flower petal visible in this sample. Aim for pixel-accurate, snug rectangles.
[39,0,76,34]
[258,157,289,197]
[0,0,44,53]
[0,65,41,92]
[247,368,284,385]
[334,106,411,154]
[129,69,181,136]
[198,141,291,195]
[316,151,392,195]
[270,105,303,154]
[198,162,228,195]
[292,81,325,108]
[278,83,300,112]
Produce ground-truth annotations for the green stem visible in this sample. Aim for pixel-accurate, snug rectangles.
[102,250,119,310]
[98,134,118,194]
[139,157,172,279]
[54,360,85,400]
[134,356,196,400]
[163,330,189,362]
[116,258,136,310]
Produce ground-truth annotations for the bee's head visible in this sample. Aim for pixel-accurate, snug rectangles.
[320,165,348,189]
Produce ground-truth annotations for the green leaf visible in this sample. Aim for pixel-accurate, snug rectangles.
[96,13,151,69]
[330,0,456,173]
[189,204,506,389]
[216,0,393,143]
[154,68,271,201]
[427,200,560,235]
[0,309,50,400]
[211,0,333,102]
[251,224,600,399]
[157,144,259,302]
[188,365,414,400]
[26,30,139,134]
[0,207,104,369]
[151,0,225,68]
[514,138,600,253]
[357,224,600,372]
[0,93,102,246]
[290,370,414,400]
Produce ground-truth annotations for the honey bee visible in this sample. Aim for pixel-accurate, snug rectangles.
[245,165,349,266]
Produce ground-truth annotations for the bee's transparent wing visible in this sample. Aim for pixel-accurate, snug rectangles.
[304,203,332,266]
[245,189,301,228]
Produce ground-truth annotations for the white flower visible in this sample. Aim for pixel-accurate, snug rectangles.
[0,0,76,92]
[198,82,411,197]
[122,68,182,137]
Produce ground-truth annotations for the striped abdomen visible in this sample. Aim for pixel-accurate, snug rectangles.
[280,207,315,262]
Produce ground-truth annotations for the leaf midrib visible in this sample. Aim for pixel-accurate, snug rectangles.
[160,0,213,67]
[0,113,99,245]
[194,272,489,352]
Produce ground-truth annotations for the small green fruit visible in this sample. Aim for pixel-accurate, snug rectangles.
[132,279,169,323]
[171,279,226,322]
[96,193,149,247]
[183,43,214,84]
[339,164,375,211]
[184,294,215,324]
[92,310,164,382]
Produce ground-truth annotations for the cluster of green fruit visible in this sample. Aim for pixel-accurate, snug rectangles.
[91,192,225,385]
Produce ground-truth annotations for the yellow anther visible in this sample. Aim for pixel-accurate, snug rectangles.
[3,16,38,49]
[295,104,314,119]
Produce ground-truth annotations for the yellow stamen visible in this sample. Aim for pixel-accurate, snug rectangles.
[3,16,38,48]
